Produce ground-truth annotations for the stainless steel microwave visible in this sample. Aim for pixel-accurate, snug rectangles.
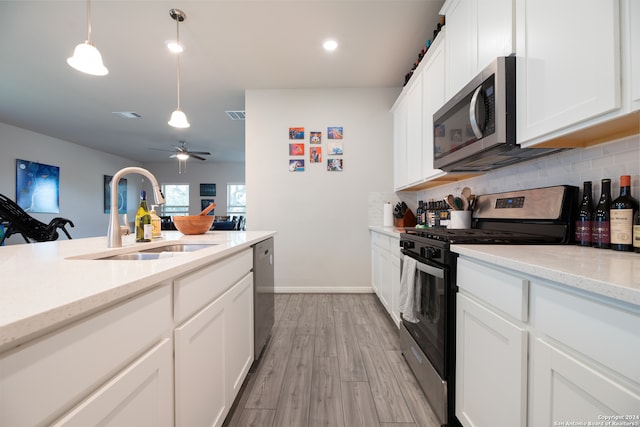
[433,56,561,172]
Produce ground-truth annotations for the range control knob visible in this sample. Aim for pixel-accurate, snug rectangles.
[421,247,440,259]
[400,240,415,250]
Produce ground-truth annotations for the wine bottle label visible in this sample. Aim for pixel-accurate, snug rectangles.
[143,224,152,240]
[634,225,640,249]
[610,209,633,245]
[575,220,592,243]
[592,221,610,245]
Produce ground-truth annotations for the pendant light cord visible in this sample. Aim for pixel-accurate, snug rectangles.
[86,0,92,43]
[176,17,181,110]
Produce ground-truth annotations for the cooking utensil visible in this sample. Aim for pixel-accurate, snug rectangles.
[460,195,469,211]
[453,197,463,210]
[445,194,457,210]
[199,202,216,216]
[462,187,472,200]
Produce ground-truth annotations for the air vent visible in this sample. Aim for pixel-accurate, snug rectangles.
[225,110,246,120]
[112,111,142,119]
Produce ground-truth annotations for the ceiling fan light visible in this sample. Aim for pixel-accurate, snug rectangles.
[67,41,109,76]
[176,152,189,160]
[168,109,190,128]
[167,41,184,53]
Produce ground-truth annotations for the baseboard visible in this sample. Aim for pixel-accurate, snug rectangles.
[274,286,374,294]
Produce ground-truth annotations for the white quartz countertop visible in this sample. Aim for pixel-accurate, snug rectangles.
[369,226,404,237]
[451,244,640,307]
[0,230,275,350]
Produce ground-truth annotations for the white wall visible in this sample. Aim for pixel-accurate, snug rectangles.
[246,88,398,292]
[143,161,245,217]
[0,122,142,244]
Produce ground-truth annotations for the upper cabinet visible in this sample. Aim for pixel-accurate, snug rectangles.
[392,31,447,191]
[442,0,515,99]
[515,0,621,146]
[629,0,640,111]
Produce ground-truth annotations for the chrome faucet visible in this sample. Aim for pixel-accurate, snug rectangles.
[107,167,166,248]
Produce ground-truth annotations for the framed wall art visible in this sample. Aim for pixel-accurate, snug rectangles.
[103,175,128,214]
[16,159,60,213]
[200,183,216,197]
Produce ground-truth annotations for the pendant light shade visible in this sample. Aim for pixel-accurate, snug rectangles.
[168,9,190,129]
[67,41,108,76]
[169,109,190,128]
[67,0,108,76]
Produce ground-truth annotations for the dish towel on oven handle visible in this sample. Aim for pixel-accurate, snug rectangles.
[399,255,421,323]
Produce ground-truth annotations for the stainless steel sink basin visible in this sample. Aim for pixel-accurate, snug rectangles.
[101,252,164,261]
[140,244,216,253]
[90,243,217,261]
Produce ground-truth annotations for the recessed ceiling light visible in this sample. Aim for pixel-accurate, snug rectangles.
[323,40,338,51]
[166,41,184,53]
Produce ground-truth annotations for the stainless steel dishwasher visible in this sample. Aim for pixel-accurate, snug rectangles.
[253,237,274,360]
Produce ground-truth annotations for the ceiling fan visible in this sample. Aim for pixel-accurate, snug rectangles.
[151,140,211,161]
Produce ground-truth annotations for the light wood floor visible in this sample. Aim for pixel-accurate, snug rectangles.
[224,293,440,427]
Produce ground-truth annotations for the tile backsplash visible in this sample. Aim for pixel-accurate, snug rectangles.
[369,134,640,226]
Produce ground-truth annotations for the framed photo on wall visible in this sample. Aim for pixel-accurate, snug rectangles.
[200,183,216,197]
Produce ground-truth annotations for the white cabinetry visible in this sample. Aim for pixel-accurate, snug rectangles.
[455,254,640,427]
[529,280,640,426]
[370,230,401,327]
[174,249,254,427]
[515,0,621,145]
[0,285,173,427]
[629,0,640,111]
[392,31,447,191]
[455,258,528,427]
[441,0,514,99]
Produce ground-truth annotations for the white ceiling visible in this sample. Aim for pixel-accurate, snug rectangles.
[0,0,444,163]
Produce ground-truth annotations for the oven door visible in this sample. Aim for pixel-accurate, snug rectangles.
[401,254,449,379]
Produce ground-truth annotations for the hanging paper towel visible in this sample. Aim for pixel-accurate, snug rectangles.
[383,203,394,227]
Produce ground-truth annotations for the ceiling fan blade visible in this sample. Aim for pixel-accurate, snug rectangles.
[169,154,178,158]
[149,147,177,152]
[187,151,211,155]
[190,154,207,161]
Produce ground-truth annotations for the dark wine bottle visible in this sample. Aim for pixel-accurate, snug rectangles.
[592,179,611,249]
[633,209,640,253]
[610,175,639,251]
[575,181,594,246]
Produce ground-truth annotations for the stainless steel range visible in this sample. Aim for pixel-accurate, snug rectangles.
[398,185,579,427]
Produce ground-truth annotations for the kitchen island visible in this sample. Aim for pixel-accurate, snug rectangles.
[0,230,275,427]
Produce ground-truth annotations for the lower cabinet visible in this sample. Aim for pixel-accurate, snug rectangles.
[455,255,640,427]
[456,293,528,427]
[370,230,401,327]
[174,271,254,427]
[52,339,174,427]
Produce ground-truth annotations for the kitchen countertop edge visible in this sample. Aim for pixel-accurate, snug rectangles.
[451,244,640,307]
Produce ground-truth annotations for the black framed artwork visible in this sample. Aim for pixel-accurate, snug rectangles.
[200,183,216,197]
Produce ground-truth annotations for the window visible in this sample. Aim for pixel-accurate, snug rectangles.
[160,184,189,216]
[227,184,246,216]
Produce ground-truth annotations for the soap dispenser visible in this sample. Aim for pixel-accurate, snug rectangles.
[150,205,162,238]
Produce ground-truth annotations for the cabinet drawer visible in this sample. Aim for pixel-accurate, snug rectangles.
[174,249,252,323]
[457,257,529,322]
[372,232,391,251]
[0,285,172,427]
[531,281,640,383]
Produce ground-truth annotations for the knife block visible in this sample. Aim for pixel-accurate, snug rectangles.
[394,210,416,228]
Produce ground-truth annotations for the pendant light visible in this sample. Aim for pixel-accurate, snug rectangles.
[67,0,108,76]
[168,9,190,128]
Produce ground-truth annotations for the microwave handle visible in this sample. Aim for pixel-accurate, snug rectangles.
[469,85,484,139]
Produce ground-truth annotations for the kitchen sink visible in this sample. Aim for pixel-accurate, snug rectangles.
[71,243,218,261]
[139,244,216,253]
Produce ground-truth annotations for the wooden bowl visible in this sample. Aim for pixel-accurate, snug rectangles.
[172,215,214,235]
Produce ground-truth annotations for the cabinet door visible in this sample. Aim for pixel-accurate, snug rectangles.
[443,0,477,99]
[530,339,640,427]
[390,247,401,327]
[393,98,408,190]
[379,248,392,312]
[226,273,254,401]
[175,295,227,427]
[630,0,640,110]
[51,339,173,427]
[421,34,446,179]
[477,0,514,70]
[456,293,527,427]
[406,77,424,185]
[516,0,620,144]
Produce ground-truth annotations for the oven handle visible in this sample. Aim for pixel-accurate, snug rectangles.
[405,256,445,279]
